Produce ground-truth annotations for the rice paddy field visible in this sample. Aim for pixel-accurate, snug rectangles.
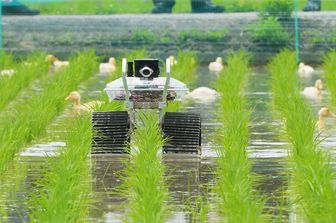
[0,47,335,223]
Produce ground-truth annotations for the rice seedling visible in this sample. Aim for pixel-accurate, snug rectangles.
[269,50,336,222]
[214,51,267,222]
[0,52,49,110]
[171,50,198,86]
[323,50,336,108]
[119,111,169,223]
[0,50,98,174]
[29,114,92,222]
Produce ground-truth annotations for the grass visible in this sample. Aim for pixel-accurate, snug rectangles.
[0,50,98,174]
[269,49,336,222]
[0,52,49,110]
[28,115,92,222]
[118,111,169,223]
[323,50,336,108]
[171,50,198,86]
[213,51,267,222]
[25,0,336,14]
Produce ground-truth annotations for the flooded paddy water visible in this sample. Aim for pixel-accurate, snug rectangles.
[1,64,335,223]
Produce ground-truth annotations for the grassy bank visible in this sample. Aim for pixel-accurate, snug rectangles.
[29,115,92,222]
[25,0,336,15]
[0,50,98,174]
[269,50,336,222]
[214,51,267,222]
[0,52,49,110]
[119,112,169,223]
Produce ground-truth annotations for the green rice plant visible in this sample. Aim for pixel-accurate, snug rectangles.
[0,52,16,69]
[323,50,336,108]
[269,50,336,222]
[0,50,98,174]
[0,52,49,110]
[171,50,198,86]
[29,114,92,222]
[214,51,267,222]
[119,111,169,223]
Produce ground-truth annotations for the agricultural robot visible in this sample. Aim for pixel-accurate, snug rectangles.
[92,58,201,154]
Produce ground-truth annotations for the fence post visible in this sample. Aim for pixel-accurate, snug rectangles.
[294,0,300,63]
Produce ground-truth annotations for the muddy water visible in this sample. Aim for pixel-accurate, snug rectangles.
[2,66,335,223]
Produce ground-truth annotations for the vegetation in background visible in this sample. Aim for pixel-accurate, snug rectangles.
[323,50,336,108]
[131,29,156,44]
[0,51,98,174]
[214,51,267,222]
[249,17,290,47]
[119,112,169,223]
[0,52,49,110]
[178,29,229,42]
[259,0,293,21]
[269,50,336,222]
[29,115,92,222]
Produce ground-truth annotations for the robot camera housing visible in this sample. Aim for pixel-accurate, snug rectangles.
[134,59,160,79]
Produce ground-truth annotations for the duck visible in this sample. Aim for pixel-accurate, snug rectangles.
[168,56,177,66]
[0,69,15,77]
[298,62,314,78]
[317,107,336,131]
[301,79,323,100]
[209,57,224,72]
[46,54,69,72]
[185,87,219,104]
[99,57,116,74]
[65,91,103,114]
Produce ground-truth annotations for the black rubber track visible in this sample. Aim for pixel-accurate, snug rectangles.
[91,111,130,154]
[162,112,201,154]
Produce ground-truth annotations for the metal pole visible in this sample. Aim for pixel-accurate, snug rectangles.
[294,0,300,63]
[0,0,2,52]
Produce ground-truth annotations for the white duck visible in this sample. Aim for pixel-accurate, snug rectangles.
[65,91,103,114]
[0,69,15,77]
[168,56,177,66]
[99,57,116,74]
[209,57,224,72]
[46,54,69,72]
[185,87,219,104]
[317,107,336,131]
[298,62,314,78]
[301,79,323,100]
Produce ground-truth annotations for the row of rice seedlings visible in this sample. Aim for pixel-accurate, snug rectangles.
[28,114,92,222]
[118,111,169,223]
[0,52,16,70]
[214,51,267,222]
[323,50,336,108]
[0,52,49,110]
[0,50,99,174]
[171,50,198,85]
[269,50,336,222]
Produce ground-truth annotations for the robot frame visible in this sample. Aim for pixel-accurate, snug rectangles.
[92,58,201,155]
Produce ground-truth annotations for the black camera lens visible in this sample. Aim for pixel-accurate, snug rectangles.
[134,59,160,79]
